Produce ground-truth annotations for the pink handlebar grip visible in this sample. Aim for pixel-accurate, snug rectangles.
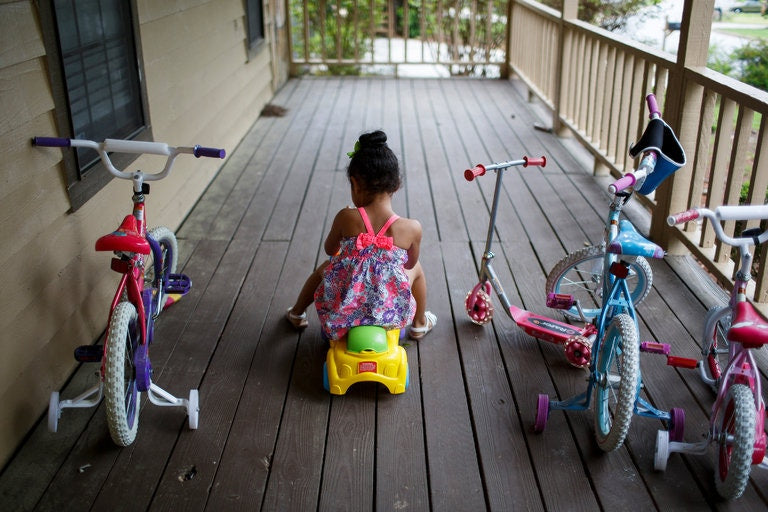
[610,174,636,194]
[667,209,700,226]
[646,93,660,118]
[464,164,486,181]
[523,156,547,168]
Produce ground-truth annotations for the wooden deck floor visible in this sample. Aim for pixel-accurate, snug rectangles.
[2,77,768,511]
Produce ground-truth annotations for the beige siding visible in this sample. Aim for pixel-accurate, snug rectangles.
[0,0,278,466]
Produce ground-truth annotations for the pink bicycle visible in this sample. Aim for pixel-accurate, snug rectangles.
[34,136,225,446]
[657,205,768,499]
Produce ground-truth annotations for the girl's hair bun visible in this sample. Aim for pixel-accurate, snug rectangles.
[359,130,387,149]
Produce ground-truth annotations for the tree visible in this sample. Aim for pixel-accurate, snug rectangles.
[732,40,768,92]
[540,0,662,31]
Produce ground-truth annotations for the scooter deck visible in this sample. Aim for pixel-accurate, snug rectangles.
[508,305,590,345]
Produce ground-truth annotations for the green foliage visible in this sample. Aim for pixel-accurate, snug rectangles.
[732,39,768,91]
[539,0,662,31]
[708,43,734,76]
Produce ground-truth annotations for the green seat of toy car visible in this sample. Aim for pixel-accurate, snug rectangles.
[347,325,388,353]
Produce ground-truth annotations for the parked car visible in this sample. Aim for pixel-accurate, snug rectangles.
[729,1,765,13]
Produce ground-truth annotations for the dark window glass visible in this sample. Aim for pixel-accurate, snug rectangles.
[247,0,264,48]
[54,0,144,175]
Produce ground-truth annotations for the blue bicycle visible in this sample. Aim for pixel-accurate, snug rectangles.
[533,94,690,451]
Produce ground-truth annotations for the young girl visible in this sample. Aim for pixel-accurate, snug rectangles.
[286,130,436,341]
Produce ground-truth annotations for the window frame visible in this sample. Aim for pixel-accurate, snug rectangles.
[37,0,153,211]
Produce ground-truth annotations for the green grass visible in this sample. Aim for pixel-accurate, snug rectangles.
[718,27,768,38]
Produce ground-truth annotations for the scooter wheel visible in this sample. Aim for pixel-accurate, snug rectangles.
[465,288,494,325]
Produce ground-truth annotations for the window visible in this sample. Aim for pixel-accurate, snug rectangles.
[38,0,151,210]
[246,0,265,51]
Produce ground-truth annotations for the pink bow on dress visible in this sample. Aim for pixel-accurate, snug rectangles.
[356,232,394,251]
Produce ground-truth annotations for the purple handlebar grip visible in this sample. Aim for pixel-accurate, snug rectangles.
[611,174,636,193]
[523,156,547,168]
[464,164,486,181]
[33,136,70,147]
[646,94,660,118]
[193,145,226,158]
[667,209,699,226]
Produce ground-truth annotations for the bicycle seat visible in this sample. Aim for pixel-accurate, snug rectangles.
[608,220,665,259]
[95,215,150,254]
[728,301,768,349]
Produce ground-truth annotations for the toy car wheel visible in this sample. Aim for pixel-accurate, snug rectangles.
[323,362,330,392]
[533,394,549,433]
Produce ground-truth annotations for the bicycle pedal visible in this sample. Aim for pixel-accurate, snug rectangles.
[666,355,698,369]
[74,345,103,363]
[640,341,670,355]
[546,293,574,309]
[166,273,191,294]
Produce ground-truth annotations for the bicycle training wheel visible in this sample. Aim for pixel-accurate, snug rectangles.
[146,227,178,316]
[593,313,640,452]
[546,246,652,321]
[701,306,731,390]
[714,383,756,500]
[104,301,141,446]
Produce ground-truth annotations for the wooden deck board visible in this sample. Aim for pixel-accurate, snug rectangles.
[2,77,767,511]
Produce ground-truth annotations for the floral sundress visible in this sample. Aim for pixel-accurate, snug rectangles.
[314,207,416,340]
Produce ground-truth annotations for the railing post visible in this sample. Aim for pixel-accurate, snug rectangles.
[553,0,578,137]
[649,0,713,252]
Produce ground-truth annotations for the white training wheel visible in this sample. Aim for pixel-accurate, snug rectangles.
[654,429,670,471]
[187,389,199,430]
[48,391,61,433]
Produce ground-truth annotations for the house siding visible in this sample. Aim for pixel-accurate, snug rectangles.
[0,0,279,466]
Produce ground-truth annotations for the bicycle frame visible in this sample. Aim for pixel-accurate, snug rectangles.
[656,205,768,499]
[35,135,224,445]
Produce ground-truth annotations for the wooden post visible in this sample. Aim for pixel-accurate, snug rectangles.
[553,0,578,136]
[649,0,713,253]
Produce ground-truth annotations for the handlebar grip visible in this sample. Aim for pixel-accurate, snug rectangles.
[523,156,547,167]
[646,93,660,118]
[667,208,700,226]
[464,164,486,181]
[609,174,636,194]
[194,145,226,159]
[32,136,70,147]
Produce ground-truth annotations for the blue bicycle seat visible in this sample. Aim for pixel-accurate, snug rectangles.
[608,220,665,259]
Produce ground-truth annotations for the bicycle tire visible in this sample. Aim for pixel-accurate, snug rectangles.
[593,313,640,452]
[105,301,141,446]
[546,246,652,321]
[146,227,178,316]
[715,383,756,500]
[701,306,731,390]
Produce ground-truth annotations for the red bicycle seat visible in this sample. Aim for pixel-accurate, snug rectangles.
[728,301,768,349]
[95,215,150,254]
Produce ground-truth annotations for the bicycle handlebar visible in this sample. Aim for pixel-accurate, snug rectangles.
[668,204,768,247]
[464,155,546,181]
[646,93,660,119]
[608,93,663,194]
[33,136,226,182]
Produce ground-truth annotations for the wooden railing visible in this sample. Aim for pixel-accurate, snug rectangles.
[287,0,510,77]
[286,0,768,305]
[508,0,768,305]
